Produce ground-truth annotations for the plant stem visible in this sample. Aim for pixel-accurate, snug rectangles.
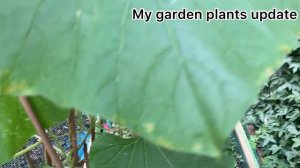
[19,96,63,168]
[67,116,96,166]
[44,148,52,166]
[76,113,89,132]
[24,152,34,168]
[47,131,68,159]
[68,109,79,167]
[83,143,89,168]
[89,116,96,142]
[13,140,42,158]
[78,116,95,150]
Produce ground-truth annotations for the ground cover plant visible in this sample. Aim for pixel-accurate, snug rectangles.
[244,48,300,168]
[0,1,300,167]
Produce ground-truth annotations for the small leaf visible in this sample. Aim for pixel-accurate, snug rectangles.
[288,63,300,73]
[285,150,299,166]
[292,138,300,149]
[261,134,276,147]
[286,125,300,135]
[269,144,281,154]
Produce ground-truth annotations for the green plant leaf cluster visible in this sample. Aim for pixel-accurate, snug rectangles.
[0,1,300,157]
[244,48,300,167]
[0,96,68,165]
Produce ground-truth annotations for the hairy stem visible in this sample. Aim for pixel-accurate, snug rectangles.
[44,148,52,166]
[24,152,34,168]
[89,116,96,142]
[13,140,42,158]
[68,109,79,167]
[19,96,63,168]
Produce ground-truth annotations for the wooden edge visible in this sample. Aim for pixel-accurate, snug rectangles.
[234,121,260,168]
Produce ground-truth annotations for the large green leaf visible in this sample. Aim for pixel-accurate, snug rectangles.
[90,135,234,168]
[0,1,299,156]
[0,96,68,165]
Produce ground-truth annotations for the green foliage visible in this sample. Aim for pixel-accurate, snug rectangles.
[0,1,300,158]
[26,97,69,128]
[0,96,35,164]
[244,48,300,167]
[0,96,68,165]
[90,134,235,168]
